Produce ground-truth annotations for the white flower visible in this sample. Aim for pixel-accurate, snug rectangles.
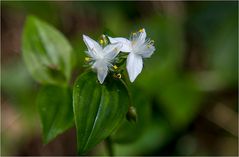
[83,35,122,84]
[108,28,155,82]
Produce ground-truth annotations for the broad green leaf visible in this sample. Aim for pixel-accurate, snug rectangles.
[37,85,74,144]
[73,72,129,154]
[22,15,73,85]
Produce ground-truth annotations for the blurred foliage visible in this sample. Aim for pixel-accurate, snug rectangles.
[22,16,74,85]
[37,85,74,144]
[1,1,238,156]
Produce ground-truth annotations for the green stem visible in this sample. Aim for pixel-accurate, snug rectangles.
[120,78,133,107]
[105,137,114,156]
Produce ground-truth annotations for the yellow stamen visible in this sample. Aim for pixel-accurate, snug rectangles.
[132,32,136,35]
[139,28,144,33]
[116,73,122,79]
[113,65,118,70]
[99,39,104,45]
[85,57,91,62]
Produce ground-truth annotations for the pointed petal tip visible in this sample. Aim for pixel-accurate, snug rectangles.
[126,53,143,83]
[83,34,92,41]
[97,74,104,84]
[82,34,87,41]
[108,37,132,52]
[129,77,135,83]
[108,36,113,42]
[128,71,137,82]
[96,66,108,85]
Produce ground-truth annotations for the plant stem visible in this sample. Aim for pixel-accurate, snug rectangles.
[119,78,133,106]
[105,137,114,156]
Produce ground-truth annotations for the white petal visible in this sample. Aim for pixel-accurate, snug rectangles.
[97,67,108,84]
[138,28,146,42]
[126,53,143,82]
[131,28,147,45]
[131,29,148,52]
[83,35,102,54]
[92,61,108,84]
[139,45,155,58]
[103,42,122,60]
[108,37,132,52]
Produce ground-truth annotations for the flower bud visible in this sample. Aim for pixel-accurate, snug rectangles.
[126,106,137,122]
[99,34,108,47]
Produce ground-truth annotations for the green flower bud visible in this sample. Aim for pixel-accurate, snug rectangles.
[99,34,108,47]
[126,106,137,122]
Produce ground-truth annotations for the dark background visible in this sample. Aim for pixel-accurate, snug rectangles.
[1,1,238,156]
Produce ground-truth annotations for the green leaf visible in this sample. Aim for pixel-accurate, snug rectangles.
[73,71,129,154]
[37,85,74,144]
[22,15,73,85]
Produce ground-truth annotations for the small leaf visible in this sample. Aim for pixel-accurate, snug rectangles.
[73,71,129,154]
[37,85,74,144]
[22,15,73,85]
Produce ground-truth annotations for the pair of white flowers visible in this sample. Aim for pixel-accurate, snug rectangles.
[83,28,155,84]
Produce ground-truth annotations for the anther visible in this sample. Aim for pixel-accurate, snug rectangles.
[85,57,91,62]
[113,65,118,70]
[100,39,104,45]
[116,73,122,79]
[139,29,144,33]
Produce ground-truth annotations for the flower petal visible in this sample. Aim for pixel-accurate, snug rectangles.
[108,37,132,52]
[138,28,146,42]
[83,35,102,55]
[92,61,108,84]
[138,44,155,58]
[97,67,108,84]
[131,28,147,51]
[126,53,143,82]
[103,42,122,60]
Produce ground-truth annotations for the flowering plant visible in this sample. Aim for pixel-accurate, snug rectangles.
[22,16,155,155]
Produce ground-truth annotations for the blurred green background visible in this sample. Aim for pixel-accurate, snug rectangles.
[1,1,238,156]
